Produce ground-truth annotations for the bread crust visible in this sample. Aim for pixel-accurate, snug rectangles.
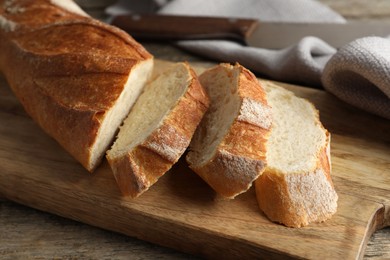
[0,0,153,171]
[187,63,272,199]
[255,103,338,228]
[107,63,210,198]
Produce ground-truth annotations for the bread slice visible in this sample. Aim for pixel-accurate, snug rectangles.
[255,82,338,227]
[107,62,209,198]
[186,63,272,199]
[0,0,153,171]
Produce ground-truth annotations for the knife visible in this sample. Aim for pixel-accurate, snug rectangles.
[111,14,390,49]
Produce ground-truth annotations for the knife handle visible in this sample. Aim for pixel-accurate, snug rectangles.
[111,14,259,42]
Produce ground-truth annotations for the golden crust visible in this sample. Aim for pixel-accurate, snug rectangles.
[109,147,173,198]
[107,63,209,198]
[0,0,153,171]
[190,146,266,199]
[255,124,338,228]
[190,120,269,199]
[188,63,272,199]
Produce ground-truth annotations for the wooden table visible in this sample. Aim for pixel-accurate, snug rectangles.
[1,1,389,259]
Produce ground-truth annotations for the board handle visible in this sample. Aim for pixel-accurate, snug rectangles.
[111,14,259,43]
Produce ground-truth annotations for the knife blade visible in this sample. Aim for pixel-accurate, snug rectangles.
[111,14,390,49]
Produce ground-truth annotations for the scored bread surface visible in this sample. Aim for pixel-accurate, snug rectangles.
[187,63,272,199]
[255,82,338,227]
[0,0,153,171]
[107,62,209,198]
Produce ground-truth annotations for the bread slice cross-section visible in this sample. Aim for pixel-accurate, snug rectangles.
[255,82,338,227]
[186,63,272,199]
[107,62,209,198]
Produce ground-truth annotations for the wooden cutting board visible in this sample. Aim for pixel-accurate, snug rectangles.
[0,60,389,259]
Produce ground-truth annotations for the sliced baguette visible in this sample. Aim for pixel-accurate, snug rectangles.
[107,62,209,198]
[186,63,272,199]
[0,0,153,171]
[255,82,338,227]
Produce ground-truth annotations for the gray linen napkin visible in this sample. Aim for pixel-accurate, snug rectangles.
[322,37,390,119]
[171,37,336,87]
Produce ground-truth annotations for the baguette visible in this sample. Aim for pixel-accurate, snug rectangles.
[0,0,153,171]
[255,82,338,227]
[107,62,209,198]
[186,63,272,199]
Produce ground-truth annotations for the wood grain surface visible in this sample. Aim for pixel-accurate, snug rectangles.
[320,0,390,21]
[0,60,389,259]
